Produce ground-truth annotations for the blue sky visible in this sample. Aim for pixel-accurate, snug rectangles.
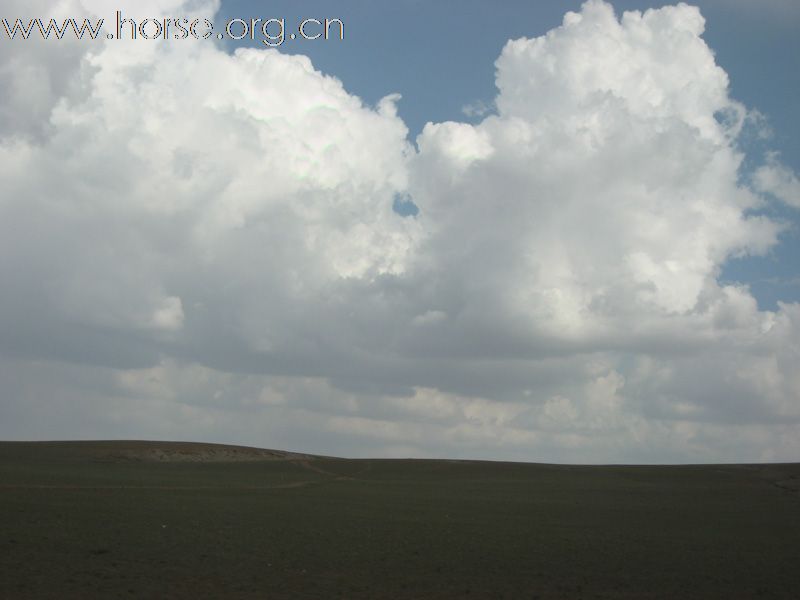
[219,0,800,310]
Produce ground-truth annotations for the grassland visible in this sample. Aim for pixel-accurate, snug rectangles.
[1,441,798,599]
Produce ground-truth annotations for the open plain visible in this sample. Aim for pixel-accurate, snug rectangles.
[1,441,798,599]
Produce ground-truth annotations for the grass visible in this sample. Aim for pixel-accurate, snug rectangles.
[1,441,798,599]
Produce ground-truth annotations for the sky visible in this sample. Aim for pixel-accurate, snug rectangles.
[0,0,798,463]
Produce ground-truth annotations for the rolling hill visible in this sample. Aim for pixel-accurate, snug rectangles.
[1,440,798,599]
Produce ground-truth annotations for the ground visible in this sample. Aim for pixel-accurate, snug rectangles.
[1,441,798,599]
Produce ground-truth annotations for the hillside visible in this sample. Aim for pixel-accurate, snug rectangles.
[1,441,798,599]
[0,440,314,463]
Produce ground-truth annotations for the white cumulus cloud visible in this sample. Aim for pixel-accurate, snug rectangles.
[753,152,800,209]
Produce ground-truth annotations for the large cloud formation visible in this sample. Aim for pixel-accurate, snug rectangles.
[1,0,798,463]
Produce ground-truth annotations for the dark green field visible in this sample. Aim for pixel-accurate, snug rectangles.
[1,441,798,599]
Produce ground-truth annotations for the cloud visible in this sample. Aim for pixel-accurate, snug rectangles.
[0,0,798,462]
[0,0,418,368]
[411,0,780,334]
[461,99,493,119]
[752,152,800,209]
[0,0,95,139]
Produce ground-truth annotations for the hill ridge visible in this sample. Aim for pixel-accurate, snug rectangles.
[0,440,317,463]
